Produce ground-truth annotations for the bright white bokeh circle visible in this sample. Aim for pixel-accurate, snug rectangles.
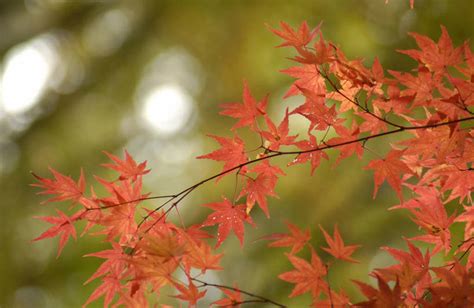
[140,83,193,136]
[1,37,58,115]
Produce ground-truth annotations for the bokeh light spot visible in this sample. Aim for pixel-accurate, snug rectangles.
[0,36,58,115]
[141,84,194,136]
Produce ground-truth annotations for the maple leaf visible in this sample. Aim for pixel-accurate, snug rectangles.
[401,126,467,163]
[94,177,148,243]
[212,284,243,307]
[137,234,187,262]
[422,164,474,203]
[378,239,431,291]
[428,262,474,306]
[201,197,254,247]
[389,66,440,104]
[319,224,361,263]
[371,57,385,82]
[197,135,248,179]
[219,80,268,130]
[83,275,123,307]
[353,275,403,307]
[382,239,430,277]
[327,123,364,166]
[291,85,339,131]
[279,247,328,298]
[392,191,455,255]
[312,289,351,308]
[365,149,412,200]
[182,224,214,244]
[268,221,311,254]
[32,168,85,204]
[288,133,329,175]
[269,21,318,48]
[172,280,207,307]
[260,109,298,151]
[182,239,223,274]
[398,25,463,72]
[33,209,82,257]
[357,110,388,135]
[84,243,131,285]
[281,64,326,98]
[238,161,284,217]
[102,150,150,181]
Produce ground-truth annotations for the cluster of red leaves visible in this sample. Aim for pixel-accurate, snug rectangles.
[32,16,474,308]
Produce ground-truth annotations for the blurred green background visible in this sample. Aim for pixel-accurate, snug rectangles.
[0,0,472,307]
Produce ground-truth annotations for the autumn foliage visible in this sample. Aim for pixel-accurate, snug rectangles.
[32,11,474,308]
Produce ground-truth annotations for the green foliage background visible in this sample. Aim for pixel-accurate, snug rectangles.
[0,0,472,307]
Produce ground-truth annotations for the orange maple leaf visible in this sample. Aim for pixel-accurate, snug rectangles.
[219,80,268,130]
[268,221,311,254]
[201,197,254,247]
[365,149,412,200]
[32,167,85,204]
[197,135,248,179]
[279,247,328,298]
[319,224,361,263]
[102,150,150,181]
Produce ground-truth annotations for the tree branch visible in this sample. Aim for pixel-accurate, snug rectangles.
[191,277,287,307]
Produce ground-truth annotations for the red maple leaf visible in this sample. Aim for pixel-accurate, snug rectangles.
[197,135,248,179]
[172,280,207,307]
[269,21,318,48]
[281,64,326,98]
[279,247,328,298]
[34,209,81,257]
[219,80,268,130]
[268,221,311,254]
[102,150,150,181]
[365,149,412,200]
[288,133,328,175]
[427,262,474,306]
[182,239,223,274]
[201,197,254,247]
[382,239,430,277]
[390,186,454,255]
[312,289,351,308]
[422,164,474,203]
[319,224,361,263]
[32,168,85,204]
[238,161,284,217]
[212,284,243,307]
[84,243,131,285]
[353,275,403,307]
[377,238,432,295]
[260,109,297,151]
[398,25,463,72]
[291,86,339,131]
[327,124,364,166]
[84,275,123,307]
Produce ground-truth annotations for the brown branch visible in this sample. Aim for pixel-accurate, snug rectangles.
[191,277,286,307]
[317,66,406,129]
[82,116,473,240]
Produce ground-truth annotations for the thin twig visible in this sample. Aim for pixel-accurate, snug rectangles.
[191,277,286,307]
